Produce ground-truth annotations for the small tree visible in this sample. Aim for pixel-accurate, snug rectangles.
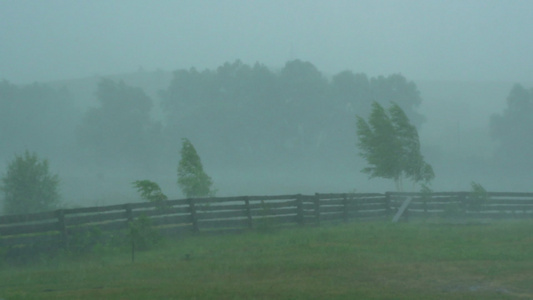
[468,181,489,212]
[1,151,60,214]
[177,138,214,198]
[132,180,168,203]
[356,102,402,188]
[356,102,434,190]
[130,180,165,261]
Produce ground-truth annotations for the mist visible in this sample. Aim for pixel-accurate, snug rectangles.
[2,1,533,84]
[1,1,533,209]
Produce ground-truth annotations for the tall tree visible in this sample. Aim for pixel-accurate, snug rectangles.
[369,74,424,126]
[389,103,434,184]
[490,84,533,170]
[177,138,214,198]
[1,151,60,214]
[77,79,162,167]
[356,102,433,190]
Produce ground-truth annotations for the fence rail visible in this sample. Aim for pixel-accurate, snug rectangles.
[2,192,533,252]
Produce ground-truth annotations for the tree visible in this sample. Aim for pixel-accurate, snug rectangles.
[490,84,533,171]
[469,181,489,212]
[177,138,214,198]
[76,79,162,167]
[1,151,60,214]
[369,74,425,126]
[356,102,434,190]
[389,103,434,185]
[132,180,168,203]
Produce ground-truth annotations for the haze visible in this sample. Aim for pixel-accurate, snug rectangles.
[2,1,533,83]
[1,1,532,209]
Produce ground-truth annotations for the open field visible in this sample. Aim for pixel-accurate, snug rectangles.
[1,220,533,299]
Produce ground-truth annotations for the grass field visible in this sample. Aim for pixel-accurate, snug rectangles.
[1,220,533,299]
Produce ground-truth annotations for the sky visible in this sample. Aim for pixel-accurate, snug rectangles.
[1,0,533,84]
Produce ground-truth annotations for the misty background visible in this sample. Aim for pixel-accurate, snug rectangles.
[1,1,532,209]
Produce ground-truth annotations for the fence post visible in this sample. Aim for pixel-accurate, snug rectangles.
[353,194,359,220]
[385,192,392,217]
[296,194,304,225]
[56,209,68,251]
[458,192,467,216]
[187,198,199,233]
[125,204,133,223]
[423,195,428,219]
[124,203,136,263]
[314,193,321,225]
[342,193,348,222]
[244,196,253,229]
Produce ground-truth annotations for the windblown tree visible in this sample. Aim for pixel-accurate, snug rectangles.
[356,102,434,190]
[177,138,214,198]
[1,151,60,214]
[132,180,168,203]
[490,84,533,171]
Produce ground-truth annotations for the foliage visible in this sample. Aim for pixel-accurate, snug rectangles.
[76,79,163,167]
[67,227,110,255]
[420,183,433,195]
[177,138,214,198]
[160,60,425,168]
[132,180,168,203]
[128,214,161,251]
[490,84,533,171]
[1,151,60,214]
[468,181,489,211]
[356,102,434,190]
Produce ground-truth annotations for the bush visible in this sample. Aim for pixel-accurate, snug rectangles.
[1,151,60,214]
[128,215,161,251]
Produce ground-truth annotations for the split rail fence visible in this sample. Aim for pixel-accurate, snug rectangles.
[1,192,533,252]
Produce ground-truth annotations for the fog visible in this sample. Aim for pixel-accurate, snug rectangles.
[1,1,533,209]
[3,1,533,83]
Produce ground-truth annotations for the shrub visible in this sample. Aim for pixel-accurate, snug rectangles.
[128,215,161,251]
[1,151,60,214]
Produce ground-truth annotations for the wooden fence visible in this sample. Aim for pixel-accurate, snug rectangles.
[388,192,533,221]
[1,192,533,253]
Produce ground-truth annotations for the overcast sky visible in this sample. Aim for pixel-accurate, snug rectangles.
[1,0,532,84]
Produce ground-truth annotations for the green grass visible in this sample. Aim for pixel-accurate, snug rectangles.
[2,220,533,299]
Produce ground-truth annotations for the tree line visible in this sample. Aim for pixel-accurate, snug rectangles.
[1,60,425,172]
[1,59,531,213]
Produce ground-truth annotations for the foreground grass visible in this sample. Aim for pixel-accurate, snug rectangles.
[2,220,533,299]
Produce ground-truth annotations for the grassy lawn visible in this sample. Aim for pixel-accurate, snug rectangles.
[1,220,533,299]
